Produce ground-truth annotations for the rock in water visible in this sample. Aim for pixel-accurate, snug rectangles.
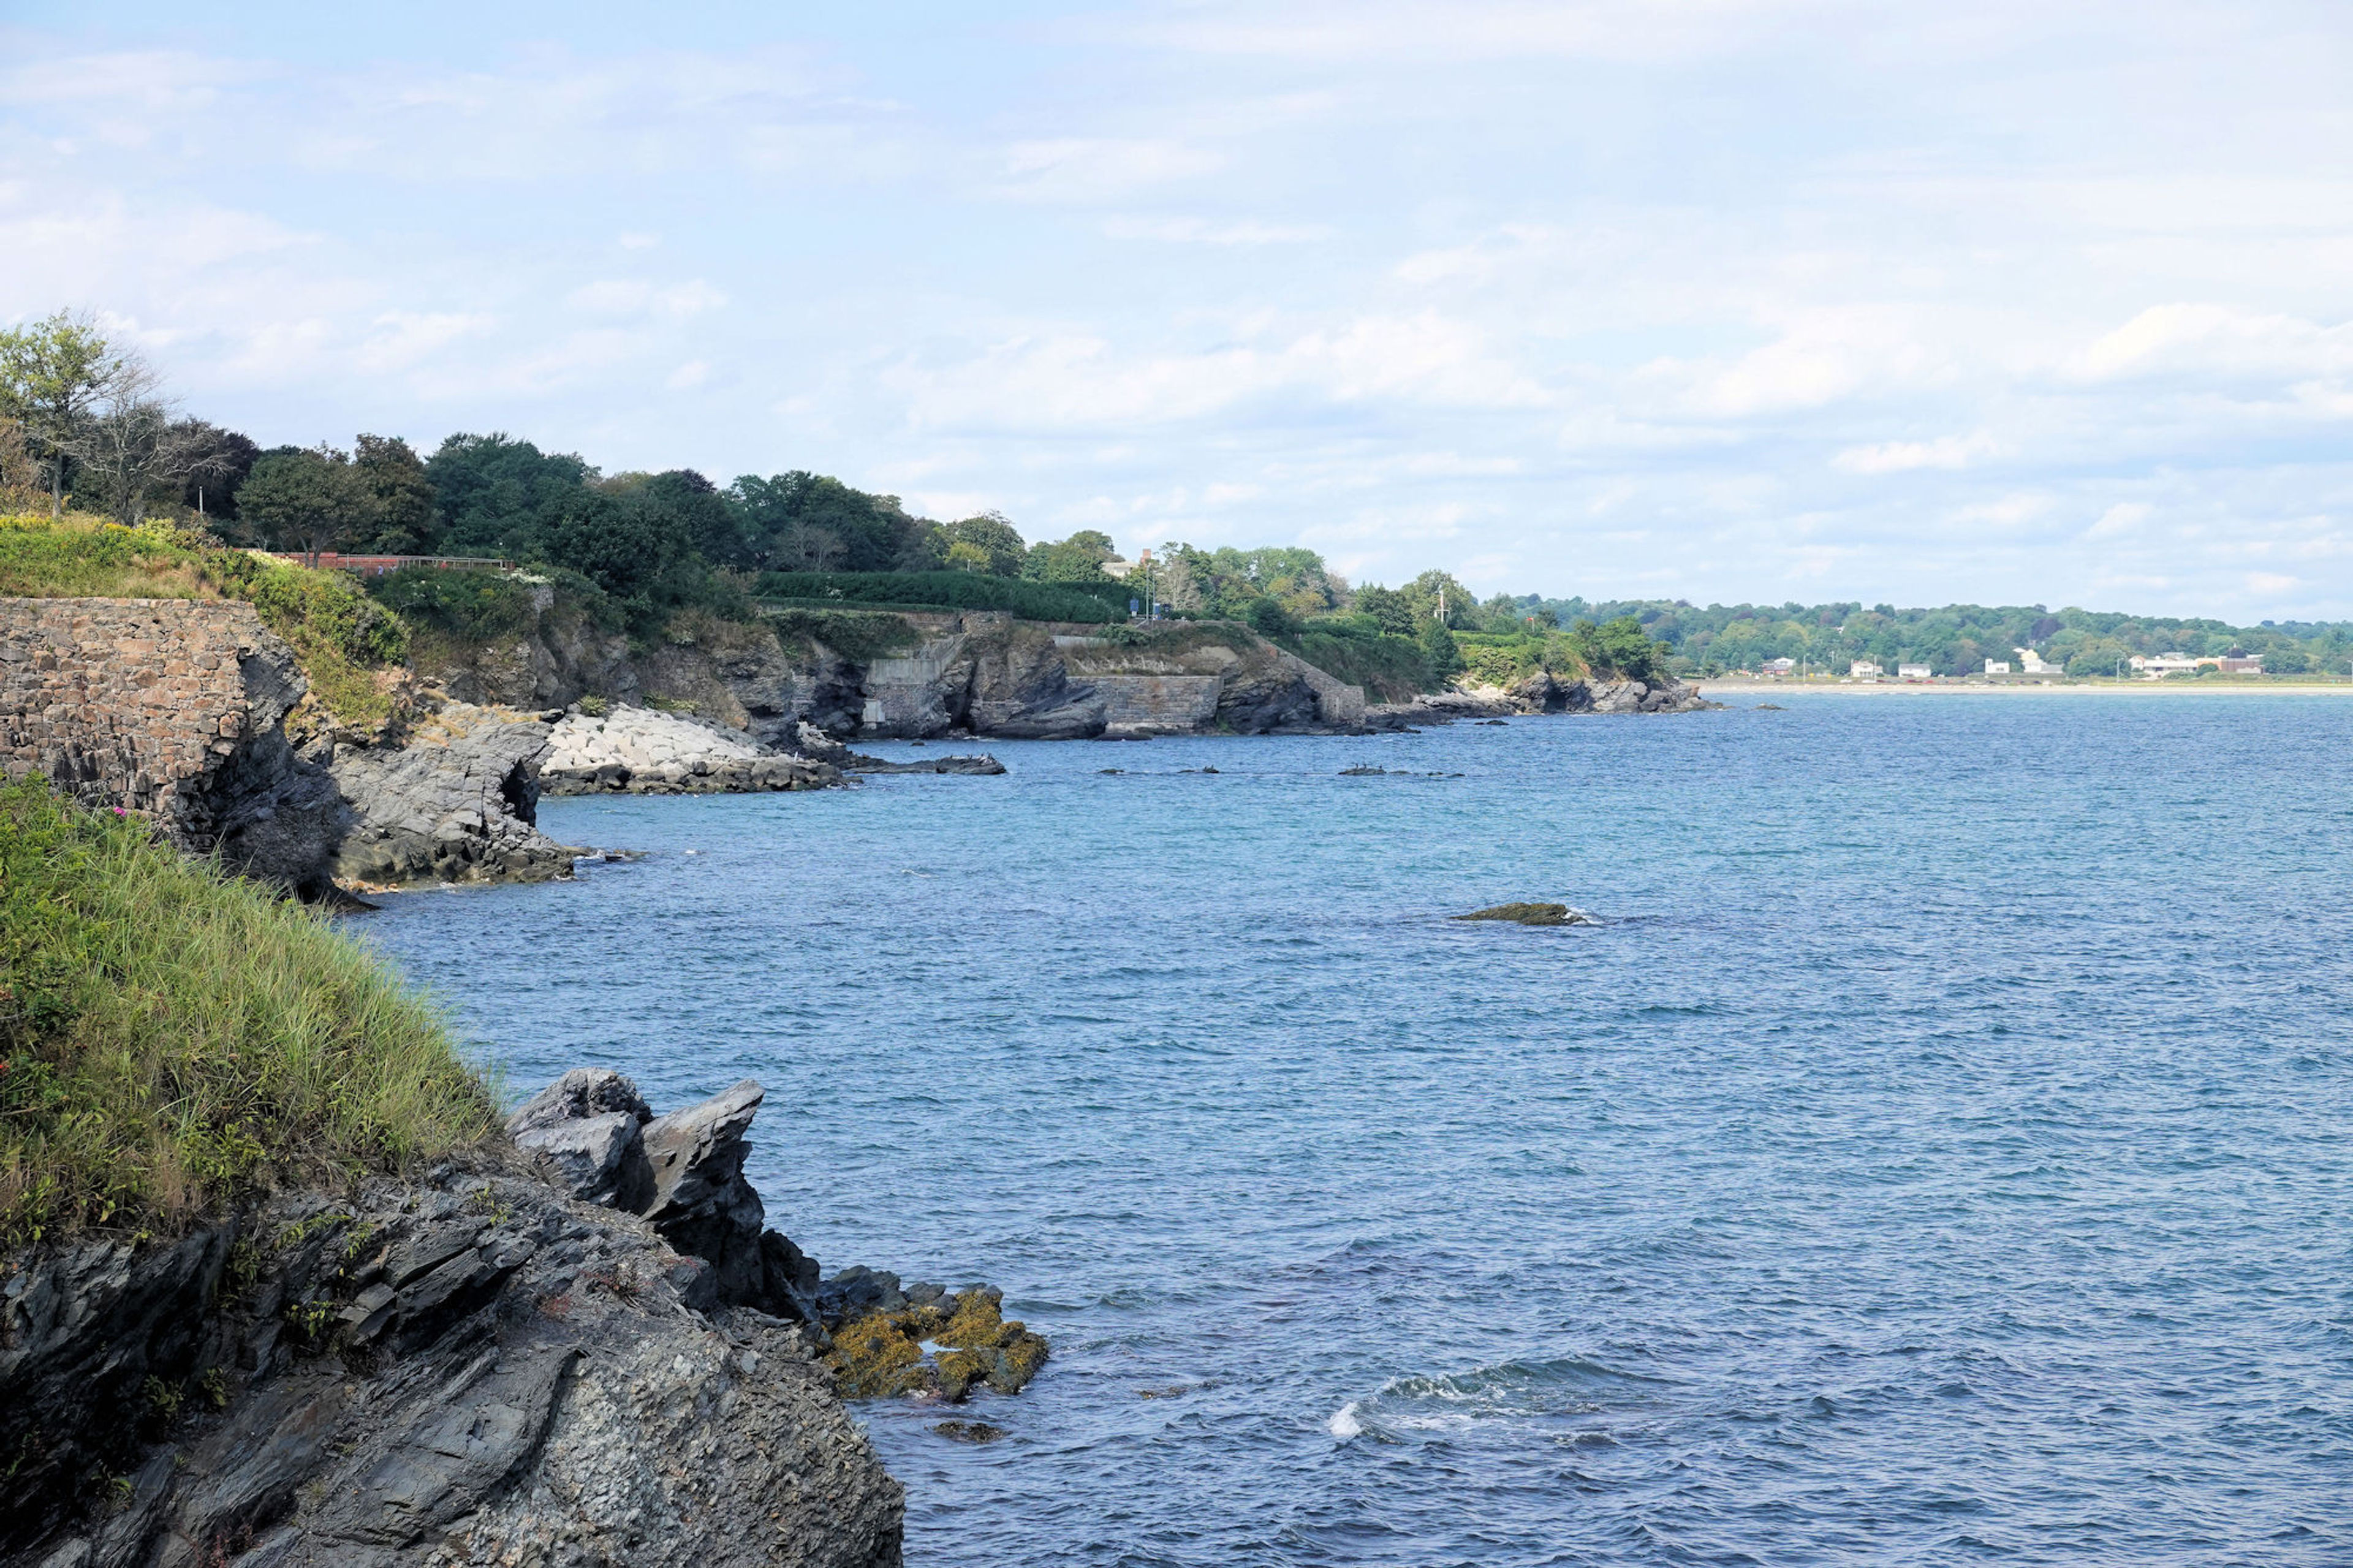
[1452,902,1596,926]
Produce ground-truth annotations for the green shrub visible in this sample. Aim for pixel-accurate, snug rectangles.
[757,570,1126,623]
[0,781,496,1258]
[765,608,922,663]
[368,566,540,641]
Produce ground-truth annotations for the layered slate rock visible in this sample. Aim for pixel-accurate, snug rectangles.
[505,1072,819,1325]
[0,1166,903,1568]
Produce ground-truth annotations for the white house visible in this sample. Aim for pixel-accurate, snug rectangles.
[1764,657,1797,675]
[2015,646,2060,674]
[2131,653,2205,678]
[1848,660,1884,680]
[1984,659,2012,674]
[1898,663,1933,679]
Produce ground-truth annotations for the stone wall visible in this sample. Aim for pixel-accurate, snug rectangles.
[1094,674,1223,732]
[0,596,286,823]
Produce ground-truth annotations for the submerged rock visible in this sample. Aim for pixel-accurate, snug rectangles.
[820,1285,1050,1403]
[841,753,1007,776]
[931,1420,1007,1444]
[1452,902,1597,927]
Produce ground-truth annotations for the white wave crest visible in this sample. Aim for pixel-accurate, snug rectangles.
[1327,1401,1363,1438]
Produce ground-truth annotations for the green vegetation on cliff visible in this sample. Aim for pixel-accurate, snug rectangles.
[0,781,496,1256]
[757,569,1128,624]
[0,513,408,723]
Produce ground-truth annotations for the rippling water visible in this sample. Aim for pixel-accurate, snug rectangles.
[361,695,2353,1566]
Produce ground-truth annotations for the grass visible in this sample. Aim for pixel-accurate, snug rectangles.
[0,513,408,726]
[0,780,498,1260]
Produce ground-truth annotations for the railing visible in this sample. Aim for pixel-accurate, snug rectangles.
[270,553,515,577]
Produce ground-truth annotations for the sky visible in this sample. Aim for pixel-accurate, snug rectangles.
[4,1,2349,620]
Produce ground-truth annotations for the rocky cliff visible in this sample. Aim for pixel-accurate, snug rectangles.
[1,1078,904,1568]
[0,599,577,896]
[412,596,1371,744]
[1367,672,1722,727]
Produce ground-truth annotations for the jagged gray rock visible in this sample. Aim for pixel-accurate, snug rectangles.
[319,703,578,886]
[504,1075,819,1328]
[0,1167,901,1568]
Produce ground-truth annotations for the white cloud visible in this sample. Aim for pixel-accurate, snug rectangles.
[357,311,495,373]
[1103,215,1332,245]
[1833,431,2001,473]
[2073,303,2353,384]
[993,139,1224,202]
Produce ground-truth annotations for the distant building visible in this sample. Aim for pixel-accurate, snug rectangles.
[1848,660,1883,680]
[2015,647,2061,674]
[1764,657,1797,675]
[1984,659,2012,674]
[1897,663,1932,680]
[2131,653,2212,678]
[2216,654,2265,673]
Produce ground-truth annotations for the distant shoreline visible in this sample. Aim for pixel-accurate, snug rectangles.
[1699,679,2353,697]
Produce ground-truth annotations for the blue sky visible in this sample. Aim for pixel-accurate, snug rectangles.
[5,1,2349,618]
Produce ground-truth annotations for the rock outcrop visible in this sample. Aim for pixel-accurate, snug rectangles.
[508,1074,1048,1407]
[0,599,576,896]
[0,1161,903,1568]
[506,1072,820,1328]
[319,703,578,887]
[1367,673,1721,727]
[538,706,842,797]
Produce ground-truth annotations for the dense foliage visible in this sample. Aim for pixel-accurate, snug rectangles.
[0,781,496,1256]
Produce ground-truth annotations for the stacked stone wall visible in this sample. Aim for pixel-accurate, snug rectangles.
[0,597,286,828]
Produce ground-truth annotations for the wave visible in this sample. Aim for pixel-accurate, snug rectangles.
[1329,1354,1664,1439]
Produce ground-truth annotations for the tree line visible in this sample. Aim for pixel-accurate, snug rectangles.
[10,309,2334,679]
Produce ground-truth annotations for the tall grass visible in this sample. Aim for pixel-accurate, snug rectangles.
[0,781,496,1258]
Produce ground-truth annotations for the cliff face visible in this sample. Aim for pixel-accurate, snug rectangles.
[0,1161,902,1568]
[419,600,1370,743]
[0,598,577,895]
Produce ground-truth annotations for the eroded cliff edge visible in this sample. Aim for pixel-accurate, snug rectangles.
[0,598,578,896]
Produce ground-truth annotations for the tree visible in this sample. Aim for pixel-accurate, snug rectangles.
[426,433,597,558]
[944,539,993,572]
[541,490,683,597]
[55,355,222,526]
[1355,584,1415,637]
[1025,529,1117,583]
[235,446,382,563]
[354,434,438,554]
[939,512,1027,576]
[0,311,134,518]
[1245,594,1299,638]
[1420,618,1464,681]
[176,424,261,524]
[1567,616,1664,681]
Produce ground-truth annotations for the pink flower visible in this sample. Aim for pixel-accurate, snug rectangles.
[114,806,127,816]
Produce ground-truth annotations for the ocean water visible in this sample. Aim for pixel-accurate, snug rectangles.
[360,695,2353,1566]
